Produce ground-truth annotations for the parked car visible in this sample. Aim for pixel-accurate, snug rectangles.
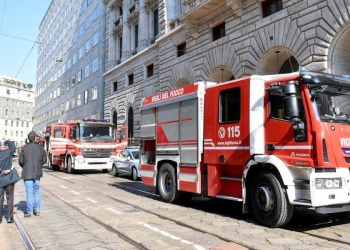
[112,147,141,181]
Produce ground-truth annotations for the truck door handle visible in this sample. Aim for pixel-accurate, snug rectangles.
[266,144,275,151]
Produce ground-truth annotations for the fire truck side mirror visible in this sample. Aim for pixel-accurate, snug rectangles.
[45,131,50,137]
[282,81,300,119]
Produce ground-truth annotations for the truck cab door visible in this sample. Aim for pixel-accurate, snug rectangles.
[264,82,313,165]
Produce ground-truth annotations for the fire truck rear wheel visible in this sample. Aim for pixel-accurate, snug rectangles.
[48,155,53,170]
[67,157,75,174]
[157,163,181,203]
[251,171,293,228]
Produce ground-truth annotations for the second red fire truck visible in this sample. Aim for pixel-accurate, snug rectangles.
[139,71,350,227]
[43,119,127,173]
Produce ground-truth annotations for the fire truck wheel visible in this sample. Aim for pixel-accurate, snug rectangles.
[251,171,293,228]
[67,157,75,174]
[48,155,53,170]
[112,164,119,177]
[131,167,138,181]
[157,163,181,203]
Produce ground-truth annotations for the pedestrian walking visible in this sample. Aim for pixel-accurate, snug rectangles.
[19,131,47,217]
[0,138,17,223]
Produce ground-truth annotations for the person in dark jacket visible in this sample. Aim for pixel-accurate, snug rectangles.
[19,131,47,217]
[0,138,16,223]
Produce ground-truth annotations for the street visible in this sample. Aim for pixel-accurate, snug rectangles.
[3,159,350,250]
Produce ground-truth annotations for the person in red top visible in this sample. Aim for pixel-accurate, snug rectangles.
[0,137,16,224]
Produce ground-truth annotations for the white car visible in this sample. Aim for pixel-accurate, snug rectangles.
[112,148,141,181]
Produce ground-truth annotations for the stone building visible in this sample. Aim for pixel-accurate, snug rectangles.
[105,0,349,143]
[0,75,35,145]
[33,0,106,132]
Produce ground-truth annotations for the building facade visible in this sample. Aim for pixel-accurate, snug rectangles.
[33,0,106,132]
[103,0,350,143]
[0,75,35,145]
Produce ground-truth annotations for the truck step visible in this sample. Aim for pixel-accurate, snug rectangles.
[219,176,242,181]
[293,199,311,205]
[216,195,242,202]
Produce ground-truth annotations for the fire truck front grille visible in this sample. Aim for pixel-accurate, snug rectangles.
[82,149,114,158]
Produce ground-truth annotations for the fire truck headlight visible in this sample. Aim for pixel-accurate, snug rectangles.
[109,158,115,163]
[78,158,85,163]
[315,178,342,189]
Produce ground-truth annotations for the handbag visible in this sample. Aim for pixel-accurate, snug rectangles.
[0,168,21,188]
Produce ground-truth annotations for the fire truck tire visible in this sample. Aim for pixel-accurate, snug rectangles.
[251,171,293,228]
[112,164,119,177]
[48,155,53,170]
[48,155,59,171]
[67,157,75,174]
[131,167,138,181]
[157,163,181,203]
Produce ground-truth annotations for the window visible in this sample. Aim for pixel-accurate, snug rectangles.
[79,24,84,37]
[128,74,134,86]
[71,75,76,87]
[87,0,92,6]
[153,9,159,37]
[86,16,91,29]
[92,85,98,100]
[219,88,240,123]
[262,0,283,18]
[118,36,122,59]
[92,58,98,73]
[73,32,78,44]
[65,101,70,111]
[71,97,75,109]
[61,83,66,94]
[5,120,7,126]
[66,79,70,91]
[134,25,138,49]
[113,81,118,92]
[78,70,82,83]
[93,31,99,47]
[79,2,85,15]
[213,22,225,41]
[85,65,90,78]
[84,90,89,104]
[147,64,154,78]
[73,53,77,65]
[85,40,91,52]
[77,94,82,106]
[177,42,186,57]
[93,6,100,21]
[79,46,84,59]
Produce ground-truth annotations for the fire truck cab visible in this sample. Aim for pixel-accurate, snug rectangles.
[44,119,127,173]
[139,71,350,227]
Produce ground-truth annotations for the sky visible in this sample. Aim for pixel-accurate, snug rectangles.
[0,0,51,88]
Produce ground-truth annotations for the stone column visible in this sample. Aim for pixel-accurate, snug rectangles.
[138,4,149,50]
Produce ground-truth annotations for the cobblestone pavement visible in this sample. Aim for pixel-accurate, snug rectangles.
[1,159,350,249]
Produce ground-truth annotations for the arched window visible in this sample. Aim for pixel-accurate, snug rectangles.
[279,56,299,74]
[113,111,117,126]
[128,107,134,140]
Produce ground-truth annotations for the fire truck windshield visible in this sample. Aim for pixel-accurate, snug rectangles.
[77,124,116,142]
[312,86,350,124]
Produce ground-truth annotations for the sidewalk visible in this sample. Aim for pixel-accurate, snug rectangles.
[0,163,27,249]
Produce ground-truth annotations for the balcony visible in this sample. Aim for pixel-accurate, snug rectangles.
[127,2,139,23]
[110,0,123,9]
[113,17,123,34]
[181,0,222,21]
[144,0,158,9]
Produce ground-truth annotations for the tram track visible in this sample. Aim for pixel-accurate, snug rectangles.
[44,170,253,250]
[41,185,148,250]
[44,170,350,249]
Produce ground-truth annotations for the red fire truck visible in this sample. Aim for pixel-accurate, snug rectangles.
[43,119,127,173]
[139,71,350,227]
